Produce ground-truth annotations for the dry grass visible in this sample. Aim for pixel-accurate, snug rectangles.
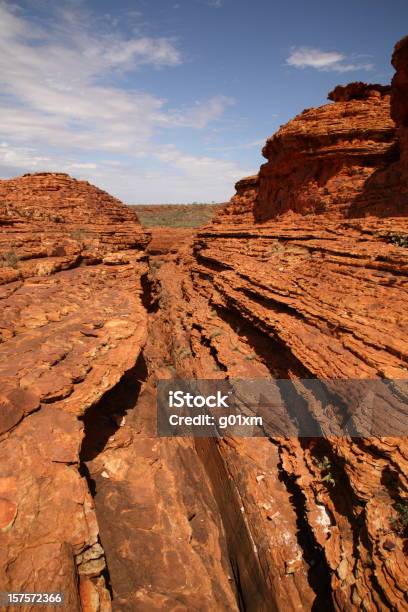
[130,203,223,228]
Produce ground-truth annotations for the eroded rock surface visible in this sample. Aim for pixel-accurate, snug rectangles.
[131,38,408,611]
[2,36,408,612]
[213,175,259,226]
[0,173,149,611]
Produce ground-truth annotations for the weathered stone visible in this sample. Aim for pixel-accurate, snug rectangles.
[0,173,149,610]
[1,35,408,612]
[131,36,408,611]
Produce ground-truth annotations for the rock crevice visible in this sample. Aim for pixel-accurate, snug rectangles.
[1,35,408,612]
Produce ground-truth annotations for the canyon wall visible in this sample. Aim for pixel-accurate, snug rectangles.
[0,176,242,611]
[392,35,408,174]
[0,173,150,610]
[1,36,408,612]
[213,175,259,225]
[138,38,408,610]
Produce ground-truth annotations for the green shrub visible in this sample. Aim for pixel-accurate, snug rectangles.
[0,250,19,269]
[391,501,408,536]
[314,455,336,487]
[386,233,408,248]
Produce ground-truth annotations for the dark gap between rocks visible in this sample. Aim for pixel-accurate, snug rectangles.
[77,351,148,605]
[275,450,334,612]
[79,351,148,462]
[141,271,158,313]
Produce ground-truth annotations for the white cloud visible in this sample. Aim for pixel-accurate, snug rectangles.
[286,46,374,73]
[0,2,179,154]
[208,0,224,7]
[67,162,97,169]
[0,1,248,201]
[0,142,51,168]
[162,96,235,129]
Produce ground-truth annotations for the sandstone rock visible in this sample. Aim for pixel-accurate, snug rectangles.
[0,173,149,610]
[146,227,195,255]
[132,37,408,611]
[328,82,391,102]
[0,498,17,532]
[0,172,149,284]
[255,88,396,220]
[213,175,258,225]
[2,36,408,612]
[391,36,408,128]
[392,35,408,184]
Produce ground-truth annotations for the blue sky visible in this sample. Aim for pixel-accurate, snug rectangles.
[0,0,407,203]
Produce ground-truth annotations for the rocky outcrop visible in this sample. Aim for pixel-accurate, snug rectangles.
[0,173,149,610]
[0,172,148,284]
[0,174,243,612]
[132,37,408,611]
[216,81,405,227]
[328,82,391,102]
[145,215,408,610]
[391,36,408,176]
[2,36,408,612]
[255,84,397,220]
[213,175,259,225]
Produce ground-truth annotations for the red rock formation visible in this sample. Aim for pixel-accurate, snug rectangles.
[146,226,194,255]
[2,35,408,612]
[0,173,150,611]
[130,36,408,610]
[213,175,258,225]
[328,82,391,102]
[0,172,148,284]
[255,85,397,221]
[0,173,242,612]
[392,36,408,175]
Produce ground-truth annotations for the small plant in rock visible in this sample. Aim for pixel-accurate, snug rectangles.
[0,250,19,269]
[209,329,223,340]
[385,233,408,248]
[70,228,89,241]
[314,455,336,487]
[391,501,408,536]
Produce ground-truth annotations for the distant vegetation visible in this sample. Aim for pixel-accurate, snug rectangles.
[130,203,223,228]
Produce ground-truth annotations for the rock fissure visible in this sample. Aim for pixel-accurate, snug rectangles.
[1,37,408,612]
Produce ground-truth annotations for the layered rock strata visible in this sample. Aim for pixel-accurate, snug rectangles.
[0,174,149,611]
[213,175,259,225]
[126,39,408,611]
[1,36,408,612]
[391,36,408,174]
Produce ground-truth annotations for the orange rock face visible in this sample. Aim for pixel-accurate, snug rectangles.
[0,173,149,610]
[218,81,408,227]
[2,36,408,612]
[213,175,259,225]
[392,35,408,179]
[0,172,148,283]
[132,37,408,611]
[256,84,398,220]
